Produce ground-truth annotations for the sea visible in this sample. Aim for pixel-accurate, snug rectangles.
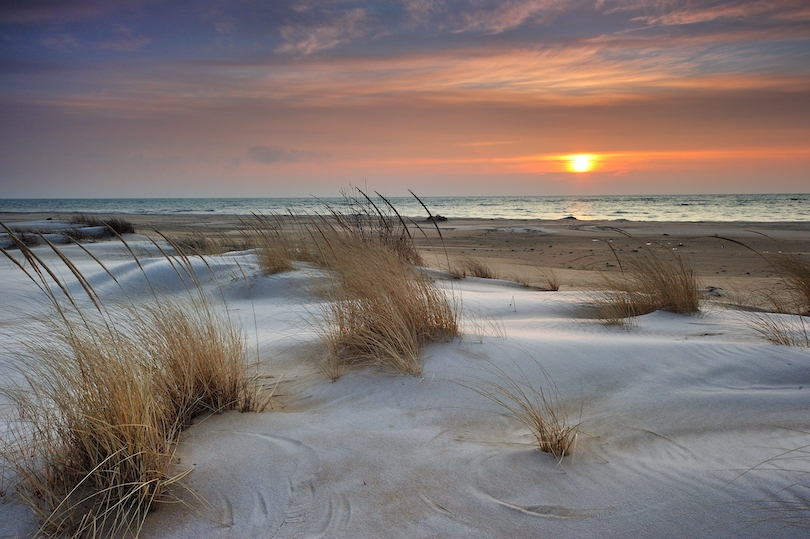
[0,194,808,222]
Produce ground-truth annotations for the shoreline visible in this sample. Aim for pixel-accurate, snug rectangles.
[1,192,808,223]
[3,211,809,305]
[4,211,810,231]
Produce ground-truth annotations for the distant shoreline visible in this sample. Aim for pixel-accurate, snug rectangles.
[3,211,810,226]
[3,212,809,309]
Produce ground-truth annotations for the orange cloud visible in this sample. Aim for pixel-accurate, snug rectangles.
[335,147,810,176]
[502,148,810,174]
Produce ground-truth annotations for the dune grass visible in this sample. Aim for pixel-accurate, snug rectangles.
[69,215,136,235]
[231,190,456,380]
[539,269,560,291]
[510,269,532,287]
[720,239,810,315]
[13,231,42,246]
[322,188,424,266]
[7,309,189,538]
[242,213,303,275]
[457,257,498,279]
[169,232,252,256]
[744,256,810,347]
[751,313,810,347]
[507,266,560,290]
[773,255,810,315]
[466,359,577,460]
[594,233,699,326]
[709,235,810,345]
[754,255,810,346]
[291,191,458,379]
[0,223,263,538]
[314,232,458,380]
[448,266,467,279]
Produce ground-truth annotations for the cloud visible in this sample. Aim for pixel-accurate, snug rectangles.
[454,0,568,33]
[38,26,149,53]
[276,7,373,54]
[98,32,150,52]
[39,33,80,50]
[4,4,810,143]
[602,0,810,26]
[403,0,445,25]
[401,0,573,34]
[0,1,110,24]
[272,0,571,53]
[247,145,325,164]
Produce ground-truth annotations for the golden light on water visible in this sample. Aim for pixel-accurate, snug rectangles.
[570,154,595,173]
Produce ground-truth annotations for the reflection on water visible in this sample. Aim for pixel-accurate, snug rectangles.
[0,194,808,222]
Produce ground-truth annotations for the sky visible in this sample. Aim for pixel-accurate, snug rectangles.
[1,0,809,198]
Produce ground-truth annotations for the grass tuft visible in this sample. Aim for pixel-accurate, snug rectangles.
[316,234,458,379]
[457,257,498,279]
[14,231,43,247]
[323,188,424,266]
[0,223,263,538]
[510,270,533,287]
[751,313,810,347]
[69,215,136,235]
[231,191,456,380]
[539,269,560,291]
[139,300,258,422]
[773,255,810,315]
[170,232,252,256]
[233,190,457,380]
[7,310,187,538]
[448,267,466,280]
[243,213,303,275]
[466,359,577,460]
[594,233,699,325]
[709,236,810,345]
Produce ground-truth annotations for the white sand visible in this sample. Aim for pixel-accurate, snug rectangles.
[0,230,808,538]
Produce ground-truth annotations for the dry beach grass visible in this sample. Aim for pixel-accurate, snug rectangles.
[0,225,264,538]
[455,256,499,279]
[593,234,700,326]
[239,190,460,379]
[315,233,459,379]
[465,359,578,460]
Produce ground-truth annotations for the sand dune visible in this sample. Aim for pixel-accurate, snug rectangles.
[0,219,808,538]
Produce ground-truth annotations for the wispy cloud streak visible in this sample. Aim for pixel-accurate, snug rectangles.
[277,7,374,54]
[604,0,810,26]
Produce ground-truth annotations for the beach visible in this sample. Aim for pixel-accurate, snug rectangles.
[1,213,809,538]
[3,211,809,302]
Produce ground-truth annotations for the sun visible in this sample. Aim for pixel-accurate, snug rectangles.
[570,154,594,173]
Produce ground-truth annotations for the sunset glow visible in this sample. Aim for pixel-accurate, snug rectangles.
[0,1,808,197]
[570,155,595,173]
